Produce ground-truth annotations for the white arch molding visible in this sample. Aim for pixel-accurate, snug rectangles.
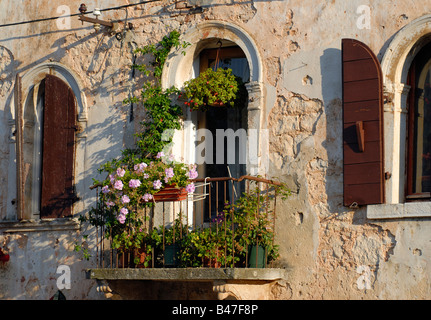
[162,21,266,176]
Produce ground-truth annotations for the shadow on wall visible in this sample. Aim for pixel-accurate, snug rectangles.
[1,27,137,219]
[319,47,351,218]
[320,46,371,224]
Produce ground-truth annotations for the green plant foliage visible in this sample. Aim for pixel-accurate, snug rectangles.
[182,67,246,111]
[122,30,190,161]
[79,30,195,257]
[132,30,190,79]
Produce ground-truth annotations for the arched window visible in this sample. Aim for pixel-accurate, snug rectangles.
[195,42,250,219]
[407,41,431,198]
[366,14,431,218]
[11,62,88,221]
[162,22,264,222]
[21,75,77,218]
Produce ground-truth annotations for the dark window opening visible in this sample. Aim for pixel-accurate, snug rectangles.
[407,41,431,199]
[197,45,249,220]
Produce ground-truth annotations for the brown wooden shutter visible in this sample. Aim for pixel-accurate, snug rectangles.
[40,75,76,218]
[342,39,385,206]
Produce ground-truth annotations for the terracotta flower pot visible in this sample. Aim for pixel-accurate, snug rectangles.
[153,184,188,202]
[203,248,222,268]
[135,247,151,268]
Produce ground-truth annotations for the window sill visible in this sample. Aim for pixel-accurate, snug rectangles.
[367,201,431,219]
[0,218,80,233]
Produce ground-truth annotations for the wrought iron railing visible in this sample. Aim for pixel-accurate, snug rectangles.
[90,176,285,269]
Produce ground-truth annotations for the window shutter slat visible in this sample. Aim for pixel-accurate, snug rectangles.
[342,39,385,206]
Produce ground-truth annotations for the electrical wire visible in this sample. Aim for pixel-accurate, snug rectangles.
[0,0,162,28]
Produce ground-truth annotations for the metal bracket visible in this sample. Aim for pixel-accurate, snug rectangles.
[356,121,365,152]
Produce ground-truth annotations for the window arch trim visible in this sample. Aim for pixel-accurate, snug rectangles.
[162,21,267,176]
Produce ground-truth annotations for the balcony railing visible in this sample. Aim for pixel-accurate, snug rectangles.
[89,176,286,270]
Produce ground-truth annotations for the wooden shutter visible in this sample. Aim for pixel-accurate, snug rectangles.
[342,39,385,206]
[40,75,76,218]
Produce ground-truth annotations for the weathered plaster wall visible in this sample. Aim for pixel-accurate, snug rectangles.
[1,0,431,299]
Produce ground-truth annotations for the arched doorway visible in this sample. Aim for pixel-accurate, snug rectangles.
[162,22,264,161]
[162,22,264,221]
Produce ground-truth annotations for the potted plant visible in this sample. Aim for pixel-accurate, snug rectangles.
[151,218,189,267]
[228,187,282,268]
[182,68,245,111]
[97,153,196,207]
[178,209,242,268]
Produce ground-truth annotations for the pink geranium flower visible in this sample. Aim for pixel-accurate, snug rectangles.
[185,183,195,193]
[153,180,162,189]
[134,162,147,173]
[187,169,198,179]
[142,193,153,202]
[165,167,174,179]
[116,168,126,177]
[129,179,141,188]
[105,200,115,207]
[117,208,128,224]
[156,151,164,159]
[113,180,123,191]
[121,195,130,204]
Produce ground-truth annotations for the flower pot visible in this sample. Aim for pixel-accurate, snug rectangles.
[203,248,222,268]
[248,245,266,268]
[153,184,188,202]
[207,98,226,108]
[164,243,180,267]
[135,247,152,268]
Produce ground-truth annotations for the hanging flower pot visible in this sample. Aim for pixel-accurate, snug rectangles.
[182,68,241,111]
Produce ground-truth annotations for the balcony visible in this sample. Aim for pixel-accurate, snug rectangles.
[85,176,289,300]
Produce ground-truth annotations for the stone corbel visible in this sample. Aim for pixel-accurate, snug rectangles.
[96,280,121,300]
[212,279,289,300]
[212,280,241,300]
[245,81,263,112]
